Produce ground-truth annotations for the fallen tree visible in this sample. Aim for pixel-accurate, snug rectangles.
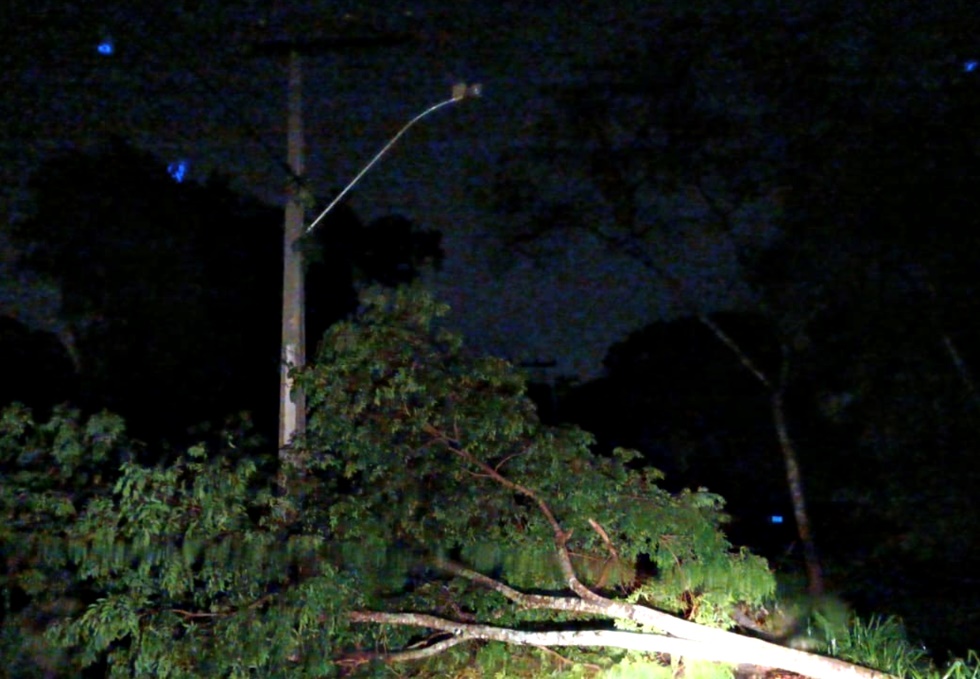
[337,422,888,678]
[2,287,898,677]
[304,287,893,678]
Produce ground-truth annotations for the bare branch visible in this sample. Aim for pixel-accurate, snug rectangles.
[587,518,620,559]
[696,313,772,390]
[171,609,223,619]
[435,560,610,616]
[347,610,894,679]
[772,376,823,597]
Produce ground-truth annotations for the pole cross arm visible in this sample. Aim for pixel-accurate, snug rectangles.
[246,33,416,57]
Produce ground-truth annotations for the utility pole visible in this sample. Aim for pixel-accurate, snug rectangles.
[249,16,479,464]
[280,49,305,454]
[247,22,416,458]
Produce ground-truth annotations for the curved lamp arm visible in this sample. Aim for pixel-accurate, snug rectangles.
[304,82,482,235]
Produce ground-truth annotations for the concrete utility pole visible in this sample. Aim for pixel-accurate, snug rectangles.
[280,49,305,453]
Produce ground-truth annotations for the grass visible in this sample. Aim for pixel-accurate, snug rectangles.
[824,614,979,679]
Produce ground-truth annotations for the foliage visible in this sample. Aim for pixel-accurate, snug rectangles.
[818,615,980,679]
[1,404,126,677]
[604,655,733,679]
[296,285,774,633]
[1,403,360,677]
[741,608,980,679]
[2,286,781,676]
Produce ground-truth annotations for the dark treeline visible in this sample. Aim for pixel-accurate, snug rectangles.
[1,138,442,447]
[503,0,980,655]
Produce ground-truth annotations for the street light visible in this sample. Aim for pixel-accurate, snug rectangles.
[304,82,482,236]
[279,81,482,457]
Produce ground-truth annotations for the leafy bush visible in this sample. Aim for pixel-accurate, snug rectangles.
[1,405,126,676]
[1,405,359,677]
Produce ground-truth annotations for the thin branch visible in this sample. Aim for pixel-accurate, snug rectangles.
[908,270,980,413]
[435,560,610,617]
[414,428,844,676]
[588,518,620,559]
[169,593,275,620]
[538,644,604,673]
[772,355,823,597]
[336,636,467,667]
[696,313,772,390]
[421,429,730,636]
[493,451,527,473]
[171,609,223,619]
[422,422,599,603]
[433,559,870,679]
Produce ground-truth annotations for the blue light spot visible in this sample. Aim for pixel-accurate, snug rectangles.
[965,60,978,73]
[769,515,784,525]
[167,161,188,183]
[97,40,114,55]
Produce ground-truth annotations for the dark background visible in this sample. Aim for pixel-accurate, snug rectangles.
[3,0,980,657]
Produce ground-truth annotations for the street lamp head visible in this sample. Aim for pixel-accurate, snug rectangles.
[452,82,483,101]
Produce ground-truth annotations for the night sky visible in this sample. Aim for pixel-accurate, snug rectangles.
[1,0,768,379]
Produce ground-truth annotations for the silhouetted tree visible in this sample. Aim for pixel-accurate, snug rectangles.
[8,138,443,445]
[491,0,980,624]
[0,317,77,415]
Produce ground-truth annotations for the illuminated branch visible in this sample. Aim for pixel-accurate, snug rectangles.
[346,609,893,678]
